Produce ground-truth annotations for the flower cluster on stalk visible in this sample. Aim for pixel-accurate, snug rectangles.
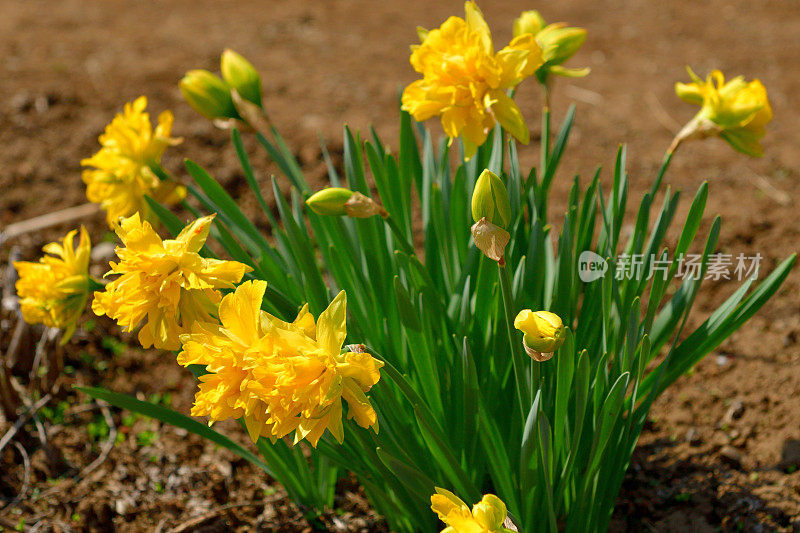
[81,96,185,225]
[177,280,384,447]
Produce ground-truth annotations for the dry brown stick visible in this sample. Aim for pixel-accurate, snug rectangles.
[29,327,55,383]
[167,501,263,533]
[0,393,51,455]
[0,203,100,245]
[2,441,32,511]
[79,401,117,478]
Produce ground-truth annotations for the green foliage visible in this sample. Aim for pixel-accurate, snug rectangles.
[86,103,793,531]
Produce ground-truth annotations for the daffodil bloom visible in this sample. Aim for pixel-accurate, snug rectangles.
[81,96,186,225]
[514,309,565,361]
[513,10,589,83]
[431,488,515,533]
[401,1,543,159]
[92,213,250,350]
[14,227,93,342]
[177,280,384,447]
[673,68,772,157]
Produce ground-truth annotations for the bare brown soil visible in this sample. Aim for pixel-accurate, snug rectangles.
[1,0,799,531]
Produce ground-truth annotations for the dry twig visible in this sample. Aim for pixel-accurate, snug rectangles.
[167,501,263,533]
[0,393,51,455]
[0,203,99,245]
[79,401,117,478]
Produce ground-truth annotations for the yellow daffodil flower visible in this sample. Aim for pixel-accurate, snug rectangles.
[14,227,93,342]
[401,1,543,159]
[513,309,565,361]
[81,96,186,225]
[513,10,589,84]
[673,68,772,157]
[431,488,515,533]
[92,213,250,350]
[177,280,384,447]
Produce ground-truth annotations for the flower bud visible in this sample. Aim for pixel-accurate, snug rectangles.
[514,310,566,361]
[471,217,510,264]
[537,24,587,66]
[306,187,354,216]
[471,169,511,228]
[220,49,262,108]
[513,10,546,37]
[179,69,239,120]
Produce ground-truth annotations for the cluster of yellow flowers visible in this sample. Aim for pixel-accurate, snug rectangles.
[81,96,186,225]
[11,4,777,523]
[178,280,383,446]
[13,227,94,342]
[401,2,589,158]
[91,213,250,350]
[401,2,543,158]
[87,212,384,447]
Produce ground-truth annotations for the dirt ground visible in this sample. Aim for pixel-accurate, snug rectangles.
[1,0,799,531]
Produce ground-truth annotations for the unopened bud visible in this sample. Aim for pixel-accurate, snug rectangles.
[471,169,511,228]
[344,192,388,219]
[513,10,546,37]
[471,217,510,264]
[221,49,262,108]
[537,24,587,66]
[179,70,238,120]
[513,310,566,362]
[306,188,355,216]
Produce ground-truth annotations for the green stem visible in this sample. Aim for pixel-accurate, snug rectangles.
[383,215,415,255]
[499,263,529,420]
[539,105,552,221]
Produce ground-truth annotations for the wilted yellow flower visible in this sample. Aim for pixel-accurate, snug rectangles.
[513,10,589,83]
[673,68,772,157]
[177,280,384,447]
[431,488,515,533]
[14,227,93,342]
[514,309,565,361]
[82,96,186,225]
[92,213,250,350]
[401,1,543,159]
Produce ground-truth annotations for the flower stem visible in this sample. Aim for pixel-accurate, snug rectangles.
[383,215,415,255]
[498,263,529,419]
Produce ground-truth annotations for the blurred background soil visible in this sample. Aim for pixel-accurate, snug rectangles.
[1,0,799,531]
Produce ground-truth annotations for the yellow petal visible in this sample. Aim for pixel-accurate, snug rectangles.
[486,90,530,144]
[219,280,266,343]
[316,291,348,356]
